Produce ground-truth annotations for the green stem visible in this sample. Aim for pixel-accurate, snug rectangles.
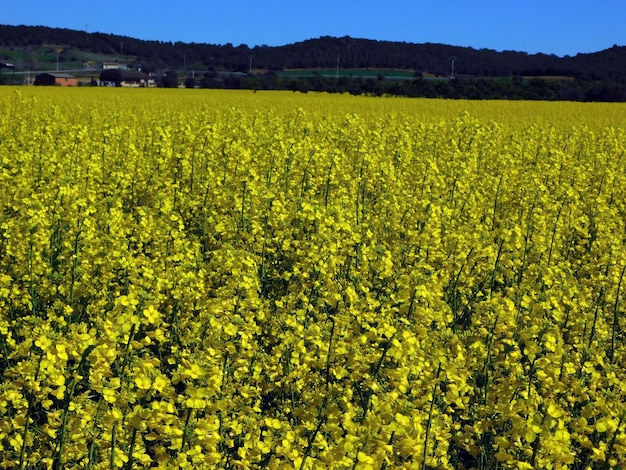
[588,286,606,348]
[18,398,34,470]
[603,413,624,470]
[28,233,38,317]
[489,239,505,298]
[299,398,328,470]
[483,316,499,405]
[119,323,136,380]
[86,399,105,470]
[325,315,336,391]
[19,354,42,470]
[56,344,96,469]
[324,161,334,207]
[240,180,247,231]
[125,428,138,470]
[180,408,194,453]
[610,265,626,364]
[110,424,117,470]
[68,214,84,324]
[422,362,442,470]
[55,380,76,470]
[259,199,273,295]
[360,340,391,422]
[491,175,503,231]
[546,199,566,268]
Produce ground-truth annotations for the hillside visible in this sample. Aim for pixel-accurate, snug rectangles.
[2,25,625,78]
[0,25,624,100]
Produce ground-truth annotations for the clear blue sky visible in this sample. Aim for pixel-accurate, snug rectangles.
[3,0,625,57]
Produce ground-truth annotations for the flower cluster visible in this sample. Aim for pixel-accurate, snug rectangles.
[0,87,625,468]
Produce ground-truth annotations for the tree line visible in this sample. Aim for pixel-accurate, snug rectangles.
[1,25,624,101]
[2,25,624,79]
[175,71,623,102]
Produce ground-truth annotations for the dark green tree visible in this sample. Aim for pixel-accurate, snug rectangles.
[160,70,179,88]
[99,69,123,84]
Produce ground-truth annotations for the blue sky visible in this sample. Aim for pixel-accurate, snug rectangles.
[3,1,625,56]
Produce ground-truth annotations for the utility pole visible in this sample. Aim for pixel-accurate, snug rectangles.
[449,56,457,79]
[336,55,339,81]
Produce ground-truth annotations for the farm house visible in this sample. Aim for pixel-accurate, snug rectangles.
[34,73,78,86]
[120,71,156,87]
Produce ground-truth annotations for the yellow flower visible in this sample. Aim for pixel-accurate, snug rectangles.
[264,417,282,430]
[223,323,237,336]
[135,375,152,390]
[516,463,534,470]
[51,374,65,387]
[35,335,52,351]
[153,375,169,393]
[142,305,161,325]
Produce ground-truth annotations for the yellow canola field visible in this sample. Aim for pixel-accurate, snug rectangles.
[1,87,626,469]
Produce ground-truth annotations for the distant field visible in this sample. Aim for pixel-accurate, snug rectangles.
[522,75,575,80]
[278,68,417,79]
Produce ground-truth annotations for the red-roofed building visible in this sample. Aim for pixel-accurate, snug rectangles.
[34,73,78,86]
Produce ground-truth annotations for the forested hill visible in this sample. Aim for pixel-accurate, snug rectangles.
[1,24,625,80]
[269,37,626,81]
